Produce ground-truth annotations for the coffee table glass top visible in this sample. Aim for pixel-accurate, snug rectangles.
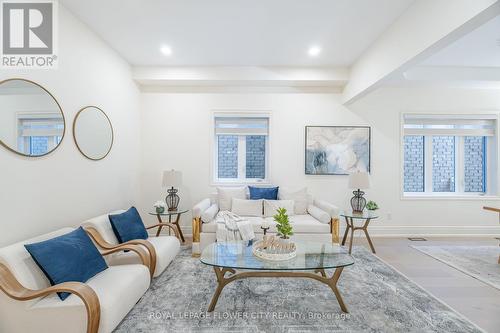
[340,210,379,219]
[148,209,188,216]
[200,241,354,271]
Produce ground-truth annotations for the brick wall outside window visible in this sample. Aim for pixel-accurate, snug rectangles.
[403,136,424,192]
[217,135,238,178]
[464,136,485,192]
[246,135,266,179]
[432,136,455,192]
[30,136,49,155]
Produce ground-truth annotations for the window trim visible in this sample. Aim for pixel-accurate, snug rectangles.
[210,110,271,186]
[400,111,500,200]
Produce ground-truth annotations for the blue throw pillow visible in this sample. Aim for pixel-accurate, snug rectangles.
[109,207,148,243]
[249,186,279,200]
[24,227,108,301]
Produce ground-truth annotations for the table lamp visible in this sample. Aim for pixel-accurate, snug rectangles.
[162,170,182,211]
[348,171,370,212]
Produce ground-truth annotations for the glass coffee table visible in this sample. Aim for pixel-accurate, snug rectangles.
[200,241,354,313]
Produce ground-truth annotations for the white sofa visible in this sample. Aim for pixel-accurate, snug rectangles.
[192,189,340,255]
[0,228,151,333]
[82,210,181,278]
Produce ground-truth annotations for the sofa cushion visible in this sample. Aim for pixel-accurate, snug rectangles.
[82,210,125,245]
[231,198,263,216]
[201,203,219,223]
[30,264,150,333]
[307,204,331,224]
[24,227,108,301]
[0,228,75,295]
[249,186,278,200]
[217,187,247,211]
[263,200,295,217]
[106,236,180,277]
[202,215,329,234]
[268,215,331,233]
[278,187,308,214]
[109,207,148,243]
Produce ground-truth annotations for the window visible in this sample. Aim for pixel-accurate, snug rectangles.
[214,115,269,183]
[17,114,64,156]
[403,114,498,197]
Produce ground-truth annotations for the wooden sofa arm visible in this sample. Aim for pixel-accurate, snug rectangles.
[84,227,156,278]
[0,263,100,333]
[146,222,181,240]
[330,217,340,244]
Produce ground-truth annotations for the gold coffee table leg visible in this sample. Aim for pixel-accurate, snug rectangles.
[207,266,348,313]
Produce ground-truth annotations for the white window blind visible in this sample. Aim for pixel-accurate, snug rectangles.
[403,115,496,137]
[18,114,64,137]
[215,117,269,136]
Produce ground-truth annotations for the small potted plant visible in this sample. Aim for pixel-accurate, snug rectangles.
[274,207,293,240]
[366,200,379,211]
[154,201,166,214]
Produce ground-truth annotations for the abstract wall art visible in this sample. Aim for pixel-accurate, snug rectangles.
[305,126,371,175]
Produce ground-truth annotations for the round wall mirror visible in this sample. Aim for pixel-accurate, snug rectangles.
[0,78,65,157]
[73,106,113,160]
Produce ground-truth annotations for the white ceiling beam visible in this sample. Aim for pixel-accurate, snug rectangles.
[132,66,349,88]
[342,0,500,105]
[404,66,500,82]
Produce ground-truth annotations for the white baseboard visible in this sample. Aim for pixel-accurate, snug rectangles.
[179,225,500,238]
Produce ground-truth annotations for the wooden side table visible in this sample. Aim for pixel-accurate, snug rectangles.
[340,210,379,254]
[149,209,188,243]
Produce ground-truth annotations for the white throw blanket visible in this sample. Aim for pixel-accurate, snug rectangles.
[215,211,255,242]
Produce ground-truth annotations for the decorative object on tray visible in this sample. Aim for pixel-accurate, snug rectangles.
[348,171,370,212]
[274,207,293,239]
[305,126,370,175]
[366,200,379,211]
[162,169,182,211]
[260,220,271,235]
[252,235,297,261]
[153,201,166,214]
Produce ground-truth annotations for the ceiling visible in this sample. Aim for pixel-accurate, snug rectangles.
[60,0,414,67]
[421,15,500,67]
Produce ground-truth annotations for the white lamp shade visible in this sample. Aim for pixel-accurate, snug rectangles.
[162,170,182,188]
[348,172,370,189]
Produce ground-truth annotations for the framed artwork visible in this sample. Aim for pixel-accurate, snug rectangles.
[305,126,371,175]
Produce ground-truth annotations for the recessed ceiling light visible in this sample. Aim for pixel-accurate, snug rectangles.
[308,46,321,57]
[160,45,172,56]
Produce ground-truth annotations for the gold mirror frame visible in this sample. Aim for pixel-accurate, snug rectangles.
[0,78,66,158]
[72,106,114,161]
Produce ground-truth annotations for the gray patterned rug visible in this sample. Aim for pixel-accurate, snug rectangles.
[411,245,500,291]
[115,247,482,333]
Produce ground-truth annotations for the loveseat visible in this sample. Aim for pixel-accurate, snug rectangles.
[0,228,151,333]
[192,187,340,256]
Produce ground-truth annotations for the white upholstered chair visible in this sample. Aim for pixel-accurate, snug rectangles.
[0,228,151,333]
[82,210,181,278]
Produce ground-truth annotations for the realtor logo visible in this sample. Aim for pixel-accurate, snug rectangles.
[1,0,58,68]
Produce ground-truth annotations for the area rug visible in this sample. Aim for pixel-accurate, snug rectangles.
[115,247,483,333]
[411,245,500,291]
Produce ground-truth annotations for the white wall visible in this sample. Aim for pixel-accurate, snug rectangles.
[0,6,141,246]
[139,88,500,236]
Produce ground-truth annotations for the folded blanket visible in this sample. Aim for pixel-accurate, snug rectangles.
[215,211,255,242]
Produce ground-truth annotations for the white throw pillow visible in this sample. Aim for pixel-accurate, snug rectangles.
[217,187,247,211]
[231,198,263,217]
[264,200,295,217]
[279,188,308,214]
[201,203,219,223]
[307,204,331,224]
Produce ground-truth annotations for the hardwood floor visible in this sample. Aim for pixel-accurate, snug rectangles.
[181,236,499,332]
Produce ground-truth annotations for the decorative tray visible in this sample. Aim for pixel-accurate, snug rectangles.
[252,236,297,261]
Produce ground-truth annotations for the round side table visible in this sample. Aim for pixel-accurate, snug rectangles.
[340,210,379,254]
[149,209,189,243]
